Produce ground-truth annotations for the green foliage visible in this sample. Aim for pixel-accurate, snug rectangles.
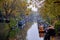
[9,27,20,38]
[0,0,2,1]
[9,30,16,38]
[40,0,60,25]
[55,20,60,34]
[0,23,10,40]
[10,18,17,27]
[55,20,60,25]
[0,0,28,39]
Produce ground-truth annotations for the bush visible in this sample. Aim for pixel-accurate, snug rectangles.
[55,21,60,35]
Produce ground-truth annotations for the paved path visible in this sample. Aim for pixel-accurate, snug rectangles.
[26,22,44,40]
[55,36,60,40]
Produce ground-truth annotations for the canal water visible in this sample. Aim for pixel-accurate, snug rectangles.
[26,22,44,40]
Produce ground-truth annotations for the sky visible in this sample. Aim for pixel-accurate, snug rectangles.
[27,0,45,12]
[27,5,38,12]
[27,0,38,12]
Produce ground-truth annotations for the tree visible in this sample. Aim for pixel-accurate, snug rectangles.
[0,0,28,40]
[39,0,60,26]
[0,0,28,18]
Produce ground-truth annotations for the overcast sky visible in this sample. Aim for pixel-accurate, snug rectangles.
[27,0,45,12]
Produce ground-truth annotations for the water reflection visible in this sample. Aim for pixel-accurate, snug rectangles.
[26,22,44,40]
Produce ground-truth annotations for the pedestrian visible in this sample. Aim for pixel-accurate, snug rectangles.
[44,25,56,40]
[38,25,45,38]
